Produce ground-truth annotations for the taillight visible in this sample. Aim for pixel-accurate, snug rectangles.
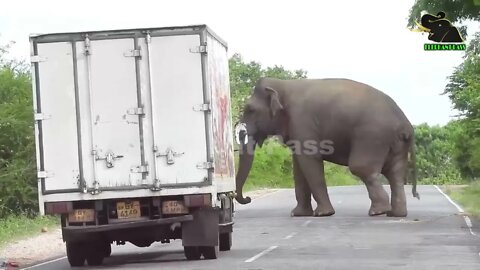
[45,202,73,214]
[184,194,211,207]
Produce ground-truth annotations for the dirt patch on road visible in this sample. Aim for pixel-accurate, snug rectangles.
[0,227,65,267]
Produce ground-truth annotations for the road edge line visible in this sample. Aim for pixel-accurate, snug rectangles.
[434,185,477,237]
[21,256,67,269]
[245,245,278,263]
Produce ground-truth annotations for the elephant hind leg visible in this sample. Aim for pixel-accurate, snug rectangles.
[348,142,391,216]
[291,154,314,217]
[382,153,409,217]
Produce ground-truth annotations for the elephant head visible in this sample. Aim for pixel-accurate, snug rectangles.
[234,83,286,204]
[416,12,464,43]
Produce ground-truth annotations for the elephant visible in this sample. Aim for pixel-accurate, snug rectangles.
[416,12,464,43]
[234,77,419,218]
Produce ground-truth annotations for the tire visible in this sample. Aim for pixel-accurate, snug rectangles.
[219,232,232,251]
[103,242,112,257]
[200,246,218,260]
[86,253,104,266]
[66,241,86,267]
[184,246,201,260]
[85,241,105,266]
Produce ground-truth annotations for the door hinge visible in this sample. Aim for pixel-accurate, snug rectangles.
[34,113,52,121]
[127,107,145,115]
[131,165,149,173]
[124,49,141,57]
[38,171,54,178]
[90,181,101,195]
[193,103,211,112]
[151,179,161,191]
[189,45,207,54]
[197,162,214,170]
[31,55,47,63]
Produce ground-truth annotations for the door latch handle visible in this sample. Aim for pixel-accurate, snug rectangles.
[95,151,124,168]
[156,147,184,165]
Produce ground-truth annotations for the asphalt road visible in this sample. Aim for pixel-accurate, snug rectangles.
[25,185,480,270]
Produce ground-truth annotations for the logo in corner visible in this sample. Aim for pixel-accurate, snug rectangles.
[411,11,466,51]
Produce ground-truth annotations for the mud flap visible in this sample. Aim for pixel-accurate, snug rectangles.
[182,207,219,247]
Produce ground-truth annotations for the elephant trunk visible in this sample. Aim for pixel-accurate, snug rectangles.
[235,139,256,204]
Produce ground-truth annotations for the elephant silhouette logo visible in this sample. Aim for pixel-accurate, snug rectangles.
[412,11,464,43]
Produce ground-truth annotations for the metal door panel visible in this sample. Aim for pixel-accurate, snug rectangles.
[36,42,80,192]
[87,39,144,188]
[149,35,208,185]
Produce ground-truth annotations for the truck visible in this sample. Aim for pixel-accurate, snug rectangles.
[29,24,236,267]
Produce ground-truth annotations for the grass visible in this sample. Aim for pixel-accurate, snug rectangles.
[445,181,480,218]
[0,214,59,248]
[237,139,360,192]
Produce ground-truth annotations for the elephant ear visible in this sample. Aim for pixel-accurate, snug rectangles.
[265,87,283,118]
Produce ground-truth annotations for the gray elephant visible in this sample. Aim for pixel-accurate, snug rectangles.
[234,77,419,217]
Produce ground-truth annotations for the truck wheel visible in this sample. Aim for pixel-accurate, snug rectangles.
[184,246,201,260]
[103,242,112,257]
[219,232,232,251]
[85,241,105,266]
[200,246,218,259]
[66,242,86,267]
[86,252,104,266]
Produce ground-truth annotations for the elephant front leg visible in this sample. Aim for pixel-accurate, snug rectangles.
[295,154,335,217]
[291,155,313,217]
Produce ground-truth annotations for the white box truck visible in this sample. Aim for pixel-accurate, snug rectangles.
[29,24,236,267]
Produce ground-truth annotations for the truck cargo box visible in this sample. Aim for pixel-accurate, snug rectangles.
[30,24,235,209]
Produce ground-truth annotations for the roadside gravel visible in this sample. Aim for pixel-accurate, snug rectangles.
[0,188,280,268]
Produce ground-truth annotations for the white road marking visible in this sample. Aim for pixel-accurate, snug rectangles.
[434,185,477,237]
[302,220,311,227]
[284,232,297,239]
[245,245,278,263]
[434,185,464,212]
[22,256,66,269]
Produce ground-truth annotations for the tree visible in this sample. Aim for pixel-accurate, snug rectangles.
[407,0,480,180]
[229,53,307,123]
[0,41,37,217]
[406,0,480,37]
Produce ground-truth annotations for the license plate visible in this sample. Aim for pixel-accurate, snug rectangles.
[162,200,188,214]
[68,209,95,223]
[116,201,141,219]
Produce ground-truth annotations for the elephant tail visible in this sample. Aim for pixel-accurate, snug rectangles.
[408,135,420,200]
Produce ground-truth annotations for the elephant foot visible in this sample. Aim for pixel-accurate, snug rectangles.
[291,205,314,217]
[386,208,407,217]
[313,206,335,217]
[368,203,391,216]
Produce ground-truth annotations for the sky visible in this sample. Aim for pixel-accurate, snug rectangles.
[1,0,478,126]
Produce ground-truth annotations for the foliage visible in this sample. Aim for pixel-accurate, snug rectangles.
[443,32,480,179]
[407,0,480,182]
[0,214,58,248]
[0,42,37,218]
[447,181,480,218]
[413,122,463,184]
[406,0,480,37]
[229,53,308,123]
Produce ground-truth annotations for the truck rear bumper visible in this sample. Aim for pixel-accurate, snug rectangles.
[63,215,193,235]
